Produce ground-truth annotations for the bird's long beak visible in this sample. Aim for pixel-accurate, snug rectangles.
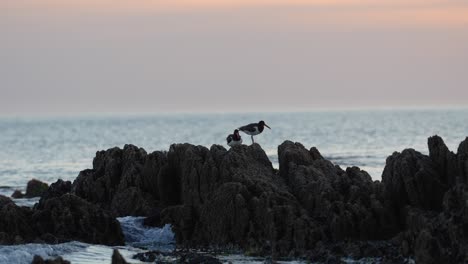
[265,124,271,129]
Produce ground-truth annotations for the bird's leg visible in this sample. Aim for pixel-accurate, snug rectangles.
[251,135,254,144]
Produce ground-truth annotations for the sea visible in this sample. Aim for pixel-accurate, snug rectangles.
[0,109,466,263]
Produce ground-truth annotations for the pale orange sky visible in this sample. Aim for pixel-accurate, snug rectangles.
[2,0,468,114]
[4,0,468,27]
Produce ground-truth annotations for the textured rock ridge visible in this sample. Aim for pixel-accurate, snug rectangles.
[0,192,124,245]
[11,179,49,198]
[66,136,468,261]
[2,135,467,263]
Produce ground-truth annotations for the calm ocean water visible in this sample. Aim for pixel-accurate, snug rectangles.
[1,109,467,195]
[2,109,460,263]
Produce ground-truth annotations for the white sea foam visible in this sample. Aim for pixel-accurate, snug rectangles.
[12,197,40,208]
[0,242,86,264]
[118,216,176,251]
[0,217,175,264]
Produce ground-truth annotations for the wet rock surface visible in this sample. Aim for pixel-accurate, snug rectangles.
[11,179,49,199]
[4,135,468,263]
[112,249,129,264]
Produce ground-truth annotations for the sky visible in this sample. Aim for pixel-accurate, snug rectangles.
[1,0,468,115]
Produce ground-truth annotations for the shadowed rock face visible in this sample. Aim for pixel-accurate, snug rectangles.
[11,179,49,199]
[111,249,129,264]
[66,141,401,257]
[0,192,124,245]
[64,136,468,261]
[4,135,468,262]
[382,149,446,221]
[72,145,160,216]
[382,136,468,263]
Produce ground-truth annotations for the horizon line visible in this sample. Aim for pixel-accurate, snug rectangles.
[1,105,467,119]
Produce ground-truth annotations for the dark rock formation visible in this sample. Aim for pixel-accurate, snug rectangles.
[382,136,468,263]
[33,194,124,245]
[0,193,124,245]
[0,195,36,244]
[458,138,468,183]
[31,255,70,264]
[72,145,158,216]
[112,249,129,264]
[37,179,72,205]
[26,179,49,198]
[11,179,49,199]
[428,136,458,186]
[14,134,468,262]
[382,149,446,225]
[11,190,24,199]
[133,250,222,264]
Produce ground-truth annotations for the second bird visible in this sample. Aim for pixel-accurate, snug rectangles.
[226,129,242,147]
[239,120,271,144]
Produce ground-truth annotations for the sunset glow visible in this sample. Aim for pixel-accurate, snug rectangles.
[2,0,468,114]
[3,0,468,29]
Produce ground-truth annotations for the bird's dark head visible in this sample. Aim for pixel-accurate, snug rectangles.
[259,120,271,129]
[234,129,240,135]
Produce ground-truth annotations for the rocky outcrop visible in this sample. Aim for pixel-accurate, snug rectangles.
[67,141,401,257]
[16,135,468,262]
[382,136,468,263]
[11,179,49,198]
[382,149,446,222]
[279,141,398,241]
[133,250,222,263]
[72,145,159,216]
[36,179,72,208]
[111,249,129,264]
[0,192,124,245]
[33,194,124,245]
[0,195,36,244]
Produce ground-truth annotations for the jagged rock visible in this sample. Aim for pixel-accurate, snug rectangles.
[31,135,468,260]
[457,137,468,183]
[133,250,222,264]
[37,179,72,208]
[34,194,124,246]
[11,179,49,199]
[414,230,443,264]
[0,195,35,244]
[11,190,24,198]
[0,193,124,246]
[279,142,397,241]
[382,149,446,220]
[111,249,128,264]
[31,255,70,264]
[162,143,315,257]
[384,137,468,263]
[278,141,317,182]
[428,135,459,186]
[110,187,156,216]
[25,179,49,198]
[72,145,159,216]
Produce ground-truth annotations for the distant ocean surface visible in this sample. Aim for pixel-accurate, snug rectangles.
[1,109,466,263]
[1,109,468,195]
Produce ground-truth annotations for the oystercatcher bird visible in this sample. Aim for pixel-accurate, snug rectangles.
[226,129,242,147]
[238,120,271,144]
